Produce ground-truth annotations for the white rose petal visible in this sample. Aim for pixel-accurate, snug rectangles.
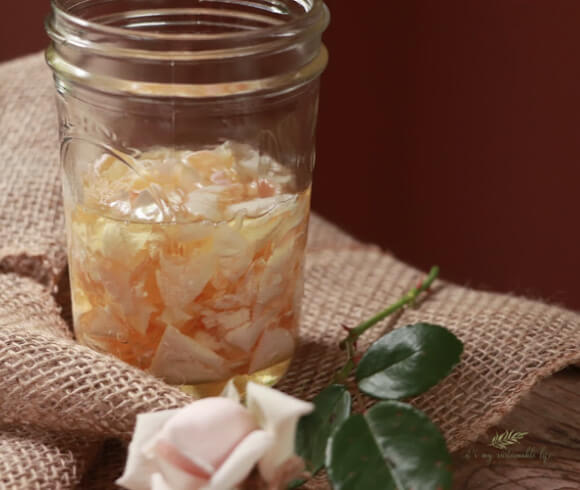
[257,235,297,305]
[149,326,229,384]
[101,221,149,263]
[292,274,305,317]
[249,328,295,374]
[132,190,164,222]
[71,287,91,319]
[153,453,206,490]
[224,308,276,352]
[220,380,241,403]
[192,330,223,352]
[275,195,309,239]
[150,473,171,490]
[224,321,264,352]
[246,382,314,483]
[170,222,214,242]
[91,263,155,335]
[207,309,251,331]
[213,226,254,281]
[78,306,121,340]
[158,307,192,329]
[116,410,180,490]
[227,196,279,219]
[184,189,223,222]
[234,150,260,177]
[183,144,234,172]
[124,281,157,334]
[95,259,133,310]
[156,249,215,312]
[209,430,273,489]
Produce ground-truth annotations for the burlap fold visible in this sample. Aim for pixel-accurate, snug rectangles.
[0,54,65,287]
[0,53,578,489]
[0,425,100,489]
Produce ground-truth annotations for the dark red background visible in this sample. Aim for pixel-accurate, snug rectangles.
[2,2,579,310]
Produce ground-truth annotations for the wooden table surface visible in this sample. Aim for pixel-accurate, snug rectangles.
[452,366,580,489]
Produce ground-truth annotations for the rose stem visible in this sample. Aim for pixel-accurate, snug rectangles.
[333,265,440,383]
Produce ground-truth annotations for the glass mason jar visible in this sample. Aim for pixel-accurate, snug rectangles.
[45,0,329,395]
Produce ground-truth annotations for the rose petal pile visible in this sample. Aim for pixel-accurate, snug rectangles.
[68,144,309,385]
[116,382,313,490]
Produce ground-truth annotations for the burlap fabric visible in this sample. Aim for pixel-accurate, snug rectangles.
[0,53,578,489]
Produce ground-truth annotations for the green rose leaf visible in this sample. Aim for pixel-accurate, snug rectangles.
[326,401,452,490]
[356,323,463,400]
[293,385,351,485]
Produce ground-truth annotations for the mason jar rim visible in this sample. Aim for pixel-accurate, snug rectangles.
[45,0,329,98]
[47,0,329,48]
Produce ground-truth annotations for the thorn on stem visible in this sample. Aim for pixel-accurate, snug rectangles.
[417,277,433,294]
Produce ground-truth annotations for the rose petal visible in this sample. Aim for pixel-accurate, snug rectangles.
[224,321,264,352]
[149,325,230,384]
[155,456,209,490]
[184,189,223,222]
[209,430,273,490]
[132,190,164,222]
[154,440,213,479]
[213,226,254,281]
[204,309,251,331]
[155,397,259,473]
[116,410,179,490]
[245,382,313,482]
[150,473,172,490]
[220,380,241,403]
[156,248,215,313]
[101,221,151,264]
[248,328,295,374]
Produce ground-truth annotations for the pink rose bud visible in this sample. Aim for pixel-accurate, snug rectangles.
[117,382,313,490]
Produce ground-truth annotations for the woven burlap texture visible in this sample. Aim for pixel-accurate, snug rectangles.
[0,53,579,490]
